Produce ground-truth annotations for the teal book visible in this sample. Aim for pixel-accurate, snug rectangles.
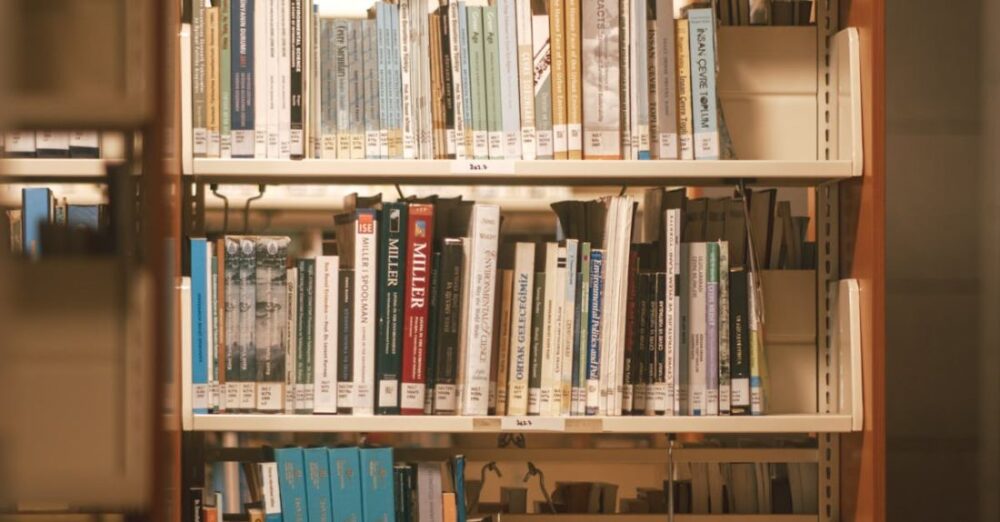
[360,447,395,522]
[376,202,408,414]
[328,447,363,522]
[275,448,308,522]
[304,447,334,522]
[452,455,466,522]
[190,237,209,414]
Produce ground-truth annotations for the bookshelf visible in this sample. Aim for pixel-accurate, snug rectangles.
[167,0,887,520]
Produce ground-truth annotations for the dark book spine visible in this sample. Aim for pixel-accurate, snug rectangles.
[254,237,289,412]
[527,272,545,415]
[423,251,442,414]
[440,5,456,159]
[402,204,434,414]
[655,272,668,414]
[231,0,254,157]
[622,251,639,414]
[376,203,408,414]
[633,272,650,415]
[303,259,317,412]
[729,268,751,415]
[290,0,304,158]
[393,466,407,521]
[432,240,464,414]
[337,269,355,414]
[570,271,584,415]
[295,261,308,412]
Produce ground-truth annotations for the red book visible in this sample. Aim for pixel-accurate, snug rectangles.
[401,203,435,414]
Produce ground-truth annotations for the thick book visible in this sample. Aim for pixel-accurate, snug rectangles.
[497,0,522,159]
[433,238,465,414]
[229,0,252,157]
[190,238,211,413]
[531,1,554,159]
[238,238,258,410]
[328,447,363,521]
[356,210,379,415]
[285,266,298,414]
[729,267,750,415]
[314,256,340,413]
[549,0,568,159]
[193,0,207,157]
[360,448,395,522]
[259,462,283,522]
[295,259,315,412]
[585,248,604,415]
[253,0,268,158]
[564,0,583,159]
[675,18,694,159]
[514,0,537,159]
[303,447,333,522]
[458,204,500,416]
[467,5,489,159]
[483,3,505,159]
[417,463,444,522]
[255,237,290,412]
[506,242,535,415]
[402,204,435,413]
[688,8,720,159]
[582,0,621,159]
[539,242,560,415]
[653,0,678,158]
[275,448,307,522]
[376,203,408,414]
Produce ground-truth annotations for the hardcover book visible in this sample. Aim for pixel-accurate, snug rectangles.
[328,447,363,522]
[402,204,435,414]
[360,448,395,522]
[295,259,315,412]
[303,447,333,522]
[549,0,568,159]
[433,238,466,414]
[376,203,408,414]
[275,448,307,522]
[564,0,583,159]
[256,237,290,412]
[260,462,283,522]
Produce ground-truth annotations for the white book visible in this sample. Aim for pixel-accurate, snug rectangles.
[581,0,621,159]
[334,20,352,158]
[560,239,578,416]
[598,197,634,415]
[266,0,280,158]
[664,208,681,415]
[399,0,416,158]
[312,3,323,158]
[620,0,633,159]
[5,131,35,155]
[285,267,298,413]
[497,0,522,159]
[539,242,560,415]
[551,246,567,415]
[254,0,269,158]
[531,6,553,159]
[718,241,730,415]
[448,0,468,159]
[654,0,678,158]
[353,212,378,415]
[278,0,291,159]
[506,242,535,415]
[35,131,70,156]
[631,0,650,159]
[348,22,365,159]
[514,0,536,159]
[416,464,443,522]
[259,462,282,517]
[688,241,707,415]
[180,278,193,418]
[70,131,100,156]
[193,0,207,157]
[314,256,340,413]
[459,204,500,416]
[363,19,382,159]
[238,238,258,411]
[320,18,338,159]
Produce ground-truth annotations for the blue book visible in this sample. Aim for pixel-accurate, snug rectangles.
[687,8,719,160]
[231,0,255,157]
[190,238,210,414]
[452,455,466,522]
[67,205,101,230]
[276,448,308,522]
[21,187,52,258]
[328,447,363,522]
[585,249,604,416]
[305,448,334,522]
[360,448,395,522]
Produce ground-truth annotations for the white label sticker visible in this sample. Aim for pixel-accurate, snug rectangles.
[449,160,516,175]
[192,384,209,410]
[379,380,399,408]
[240,382,257,410]
[401,382,426,410]
[434,384,457,412]
[500,416,566,432]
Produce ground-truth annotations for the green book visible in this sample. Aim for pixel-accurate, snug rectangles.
[467,5,489,158]
[528,268,545,415]
[376,202,408,414]
[295,259,315,413]
[483,3,503,159]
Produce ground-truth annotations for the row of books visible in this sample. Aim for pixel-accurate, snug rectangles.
[5,188,110,258]
[186,187,805,417]
[1,131,102,158]
[190,0,732,162]
[717,0,815,26]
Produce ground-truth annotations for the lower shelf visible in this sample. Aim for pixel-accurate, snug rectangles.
[495,516,815,522]
[188,413,854,433]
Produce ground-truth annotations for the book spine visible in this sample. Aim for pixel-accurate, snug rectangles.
[307,2,317,157]
[259,462,282,522]
[458,3,475,158]
[279,0,291,158]
[399,0,417,158]
[573,244,591,415]
[5,131,35,158]
[654,0,677,159]
[220,0,232,158]
[275,448,306,522]
[327,448,363,520]
[622,253,639,414]
[748,270,764,415]
[302,260,317,412]
[206,5,221,157]
[483,4,505,159]
[294,263,307,411]
[285,266,298,414]
[376,203,408,415]
[231,0,255,157]
[497,0,522,159]
[560,241,579,415]
[35,131,70,158]
[718,241,730,415]
[460,205,500,416]
[389,4,405,158]
[349,21,366,159]
[531,4,553,159]
[255,237,289,412]
[688,242,706,415]
[550,247,566,416]
[288,0,303,158]
[377,3,392,159]
[319,19,337,158]
[582,0,621,159]
[333,20,351,158]
[210,251,219,411]
[440,8,457,158]
[447,2,467,159]
[69,131,100,158]
[675,18,693,159]
[253,0,267,157]
[416,0,435,160]
[514,0,537,159]
[313,256,340,413]
[647,17,658,159]
[654,271,668,414]
[354,211,378,415]
[193,0,207,157]
[729,268,750,415]
[507,245,534,415]
[688,8,719,159]
[433,240,464,414]
[549,0,568,159]
[360,448,395,522]
[223,239,241,410]
[564,0,583,159]
[402,204,434,414]
[303,448,333,522]
[337,269,355,413]
[191,239,210,413]
[364,19,382,159]
[664,209,680,415]
[238,238,257,410]
[527,270,545,415]
[619,0,632,159]
[424,252,442,412]
[677,242,689,414]
[467,6,489,159]
[585,249,604,415]
[429,12,446,159]
[706,242,719,415]
[267,0,281,158]
[495,269,515,414]
[539,243,560,415]
[631,0,650,159]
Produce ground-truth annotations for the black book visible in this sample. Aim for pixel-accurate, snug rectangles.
[631,272,649,415]
[337,269,354,414]
[375,203,408,415]
[440,6,456,159]
[683,197,708,242]
[654,272,668,415]
[527,242,546,415]
[729,268,751,415]
[723,197,748,268]
[747,189,776,269]
[705,198,727,242]
[290,0,304,158]
[432,238,465,414]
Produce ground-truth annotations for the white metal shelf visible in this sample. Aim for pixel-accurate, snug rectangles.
[497,516,816,522]
[189,413,854,434]
[188,159,855,186]
[0,158,120,180]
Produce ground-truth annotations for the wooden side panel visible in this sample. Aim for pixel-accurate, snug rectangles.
[839,1,886,521]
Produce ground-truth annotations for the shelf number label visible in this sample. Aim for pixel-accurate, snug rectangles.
[450,160,516,175]
[500,416,566,432]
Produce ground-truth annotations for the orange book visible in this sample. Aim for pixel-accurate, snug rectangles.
[443,491,458,522]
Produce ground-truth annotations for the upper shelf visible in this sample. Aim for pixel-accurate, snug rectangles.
[0,158,120,183]
[188,158,855,186]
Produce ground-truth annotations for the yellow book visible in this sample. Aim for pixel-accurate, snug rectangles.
[205,6,221,158]
[549,0,568,159]
[564,0,583,159]
[675,18,694,160]
[442,491,458,522]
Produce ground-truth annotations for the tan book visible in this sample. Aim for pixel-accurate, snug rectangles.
[564,0,583,159]
[429,11,448,159]
[549,0,568,159]
[675,18,694,159]
[205,6,221,157]
[443,491,458,522]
